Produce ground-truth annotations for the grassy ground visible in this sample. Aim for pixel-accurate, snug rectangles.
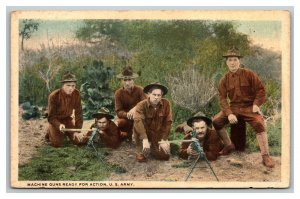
[19,142,126,181]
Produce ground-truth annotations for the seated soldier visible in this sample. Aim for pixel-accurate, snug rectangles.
[84,107,121,149]
[179,115,224,161]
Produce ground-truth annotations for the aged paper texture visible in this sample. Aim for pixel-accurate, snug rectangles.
[10,10,290,189]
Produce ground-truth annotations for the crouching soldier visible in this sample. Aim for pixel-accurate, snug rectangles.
[114,66,147,141]
[83,108,121,149]
[46,72,84,147]
[133,83,172,162]
[179,115,224,161]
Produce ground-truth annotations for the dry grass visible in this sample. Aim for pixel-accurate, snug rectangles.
[166,68,217,112]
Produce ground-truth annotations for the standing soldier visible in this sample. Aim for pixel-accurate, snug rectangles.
[46,72,84,147]
[212,47,275,168]
[114,66,147,141]
[133,83,172,162]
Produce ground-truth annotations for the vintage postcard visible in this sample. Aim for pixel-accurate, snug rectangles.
[10,10,290,189]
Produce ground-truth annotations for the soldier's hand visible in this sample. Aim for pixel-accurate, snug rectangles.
[126,112,134,120]
[74,132,84,143]
[142,139,150,156]
[228,114,238,124]
[127,107,136,120]
[59,124,65,132]
[187,145,198,156]
[159,139,170,154]
[253,105,262,115]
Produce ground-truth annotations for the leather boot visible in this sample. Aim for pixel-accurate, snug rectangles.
[217,128,235,155]
[45,130,50,142]
[262,154,275,168]
[219,143,235,155]
[218,128,232,145]
[120,131,128,139]
[136,154,147,162]
[256,132,275,168]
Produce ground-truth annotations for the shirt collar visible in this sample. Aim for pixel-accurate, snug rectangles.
[122,85,135,92]
[60,88,73,97]
[146,98,163,108]
[229,68,242,78]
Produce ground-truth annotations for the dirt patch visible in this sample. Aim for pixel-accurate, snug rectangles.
[106,142,281,182]
[18,108,48,165]
[18,107,281,182]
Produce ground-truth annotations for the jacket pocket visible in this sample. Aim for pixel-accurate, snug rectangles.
[240,79,252,96]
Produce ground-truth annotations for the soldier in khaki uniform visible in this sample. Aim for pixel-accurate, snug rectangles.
[133,83,172,162]
[83,108,121,149]
[212,47,275,168]
[114,66,147,141]
[46,72,84,147]
[178,115,224,161]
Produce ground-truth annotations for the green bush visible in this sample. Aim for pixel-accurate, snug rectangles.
[267,117,282,156]
[80,60,114,119]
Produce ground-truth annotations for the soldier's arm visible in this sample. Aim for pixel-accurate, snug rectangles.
[178,133,192,159]
[100,122,121,149]
[251,72,266,106]
[47,94,61,130]
[114,90,127,119]
[218,77,233,116]
[133,101,148,139]
[161,100,173,140]
[75,91,83,128]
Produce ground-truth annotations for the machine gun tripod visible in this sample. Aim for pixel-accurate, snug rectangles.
[169,131,219,181]
[184,142,219,181]
[185,131,219,181]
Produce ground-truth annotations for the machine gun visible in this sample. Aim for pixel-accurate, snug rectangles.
[74,124,105,172]
[185,130,219,181]
[85,123,107,163]
[168,133,219,181]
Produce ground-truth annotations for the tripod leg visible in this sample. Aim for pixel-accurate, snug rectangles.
[185,155,201,181]
[204,157,219,181]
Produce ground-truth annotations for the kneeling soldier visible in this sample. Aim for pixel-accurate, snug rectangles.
[133,83,172,162]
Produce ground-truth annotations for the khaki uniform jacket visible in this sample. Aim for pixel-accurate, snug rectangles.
[87,121,121,149]
[179,128,224,161]
[47,88,83,130]
[114,85,147,119]
[218,68,266,116]
[134,98,172,142]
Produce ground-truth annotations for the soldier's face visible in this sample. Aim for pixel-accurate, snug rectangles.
[62,82,76,95]
[122,79,134,90]
[148,89,163,106]
[96,117,108,130]
[226,57,240,73]
[193,121,207,141]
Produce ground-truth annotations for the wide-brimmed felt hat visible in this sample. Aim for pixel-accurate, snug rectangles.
[116,66,139,79]
[60,72,77,83]
[143,82,168,96]
[92,107,114,120]
[222,46,243,58]
[187,115,212,127]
